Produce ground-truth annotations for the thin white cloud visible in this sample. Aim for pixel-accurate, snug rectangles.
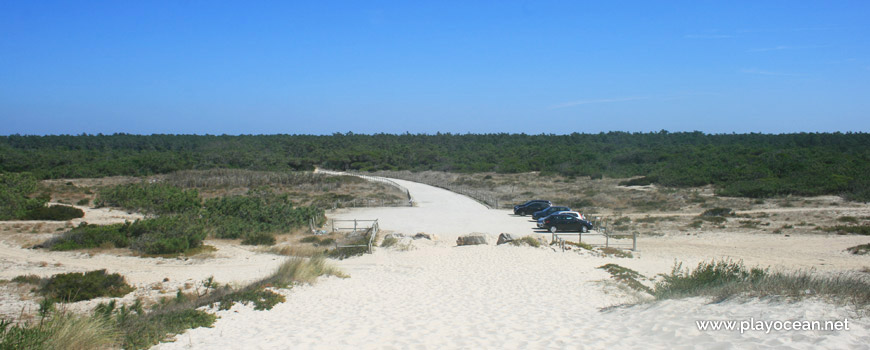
[747,45,826,52]
[739,68,800,77]
[738,27,837,33]
[549,97,649,110]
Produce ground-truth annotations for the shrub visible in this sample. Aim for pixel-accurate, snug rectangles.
[41,270,134,303]
[700,207,733,217]
[0,172,46,220]
[96,183,200,214]
[846,244,870,255]
[47,222,131,251]
[46,215,206,255]
[241,232,277,246]
[203,194,324,239]
[77,198,91,206]
[619,176,656,186]
[23,204,85,221]
[11,274,42,285]
[838,216,859,224]
[381,236,398,247]
[299,236,320,244]
[217,287,285,311]
[824,225,870,235]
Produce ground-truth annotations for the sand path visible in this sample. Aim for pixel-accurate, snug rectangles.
[152,177,870,350]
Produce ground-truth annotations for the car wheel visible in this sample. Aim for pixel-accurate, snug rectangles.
[549,226,557,233]
[581,226,588,233]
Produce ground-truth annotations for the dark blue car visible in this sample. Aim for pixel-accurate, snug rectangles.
[514,201,551,216]
[542,214,594,233]
[532,206,571,220]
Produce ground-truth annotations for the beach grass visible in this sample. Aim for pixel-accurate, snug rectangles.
[654,260,870,308]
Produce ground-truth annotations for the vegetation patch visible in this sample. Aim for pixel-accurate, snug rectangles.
[700,207,733,217]
[0,312,120,350]
[44,215,206,255]
[240,232,277,246]
[619,176,655,187]
[380,236,398,247]
[22,204,84,221]
[96,183,200,214]
[202,191,324,240]
[599,247,633,258]
[846,244,870,255]
[824,225,870,235]
[217,287,285,311]
[598,264,652,293]
[509,236,542,248]
[653,260,870,307]
[0,172,49,220]
[7,271,136,306]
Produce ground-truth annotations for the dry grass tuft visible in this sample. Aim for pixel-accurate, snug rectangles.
[44,312,120,350]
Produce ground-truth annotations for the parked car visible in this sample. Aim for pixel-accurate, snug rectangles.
[537,211,582,228]
[532,206,571,220]
[542,214,594,233]
[514,201,551,216]
[513,200,551,212]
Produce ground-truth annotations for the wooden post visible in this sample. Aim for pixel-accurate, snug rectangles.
[632,232,637,251]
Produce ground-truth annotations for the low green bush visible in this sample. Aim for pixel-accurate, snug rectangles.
[846,243,870,255]
[700,207,733,217]
[41,270,134,303]
[380,236,398,247]
[96,183,200,214]
[217,287,284,311]
[23,204,85,221]
[46,215,206,255]
[11,274,42,285]
[47,222,130,251]
[299,236,320,243]
[619,176,656,186]
[825,225,870,235]
[241,232,277,246]
[203,193,324,239]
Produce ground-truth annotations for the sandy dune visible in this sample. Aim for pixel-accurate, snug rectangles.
[150,177,870,350]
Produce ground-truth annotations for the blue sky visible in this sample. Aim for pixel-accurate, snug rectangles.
[1,1,869,135]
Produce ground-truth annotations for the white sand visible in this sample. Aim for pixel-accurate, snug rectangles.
[149,177,870,350]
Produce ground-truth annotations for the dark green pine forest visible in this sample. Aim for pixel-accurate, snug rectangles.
[1,132,869,201]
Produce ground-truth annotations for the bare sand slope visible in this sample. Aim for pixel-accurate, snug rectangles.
[153,178,870,350]
[153,245,868,350]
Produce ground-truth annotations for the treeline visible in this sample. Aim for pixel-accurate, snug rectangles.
[2,132,869,200]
